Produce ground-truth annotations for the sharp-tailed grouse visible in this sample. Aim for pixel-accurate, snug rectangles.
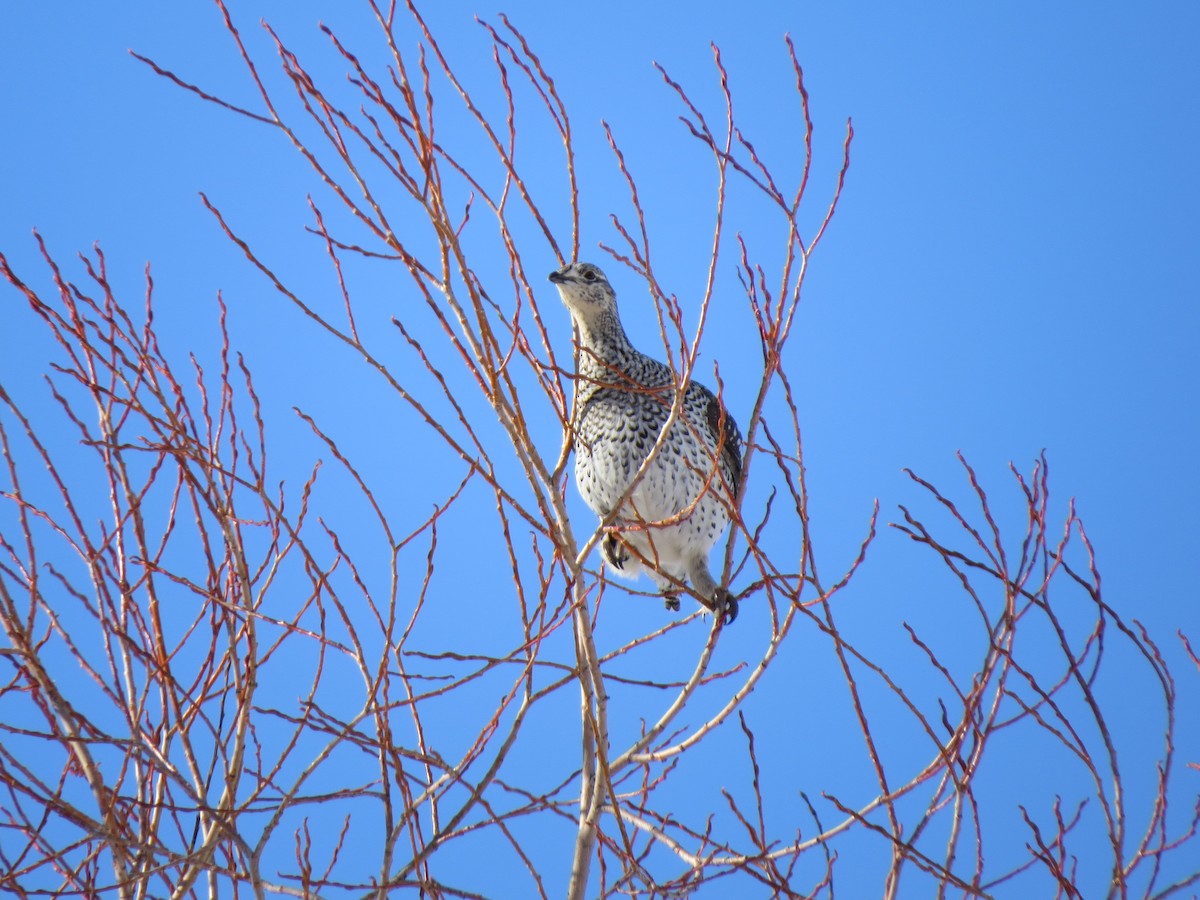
[549,262,742,624]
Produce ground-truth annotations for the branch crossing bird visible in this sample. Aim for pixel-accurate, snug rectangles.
[550,262,743,624]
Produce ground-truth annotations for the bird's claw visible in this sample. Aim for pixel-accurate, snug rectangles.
[660,588,736,623]
[601,532,629,571]
[713,588,738,626]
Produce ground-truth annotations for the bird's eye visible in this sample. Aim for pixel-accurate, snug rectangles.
[583,270,597,282]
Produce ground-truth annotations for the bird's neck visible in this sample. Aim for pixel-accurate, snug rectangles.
[574,310,635,372]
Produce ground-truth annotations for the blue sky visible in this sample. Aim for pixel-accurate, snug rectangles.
[2,1,1198,896]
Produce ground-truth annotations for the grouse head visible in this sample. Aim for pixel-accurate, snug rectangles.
[548,262,621,339]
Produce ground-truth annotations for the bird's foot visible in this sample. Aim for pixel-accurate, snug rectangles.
[713,588,738,626]
[661,591,681,612]
[601,532,629,571]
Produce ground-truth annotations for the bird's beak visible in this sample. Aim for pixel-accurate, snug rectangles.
[548,268,568,284]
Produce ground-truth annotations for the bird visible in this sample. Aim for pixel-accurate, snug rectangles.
[549,261,743,624]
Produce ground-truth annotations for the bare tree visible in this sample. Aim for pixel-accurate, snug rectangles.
[1,2,1197,898]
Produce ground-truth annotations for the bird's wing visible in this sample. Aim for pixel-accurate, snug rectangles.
[700,387,743,501]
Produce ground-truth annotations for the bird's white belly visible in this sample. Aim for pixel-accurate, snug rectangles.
[575,436,729,580]
[575,435,700,522]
